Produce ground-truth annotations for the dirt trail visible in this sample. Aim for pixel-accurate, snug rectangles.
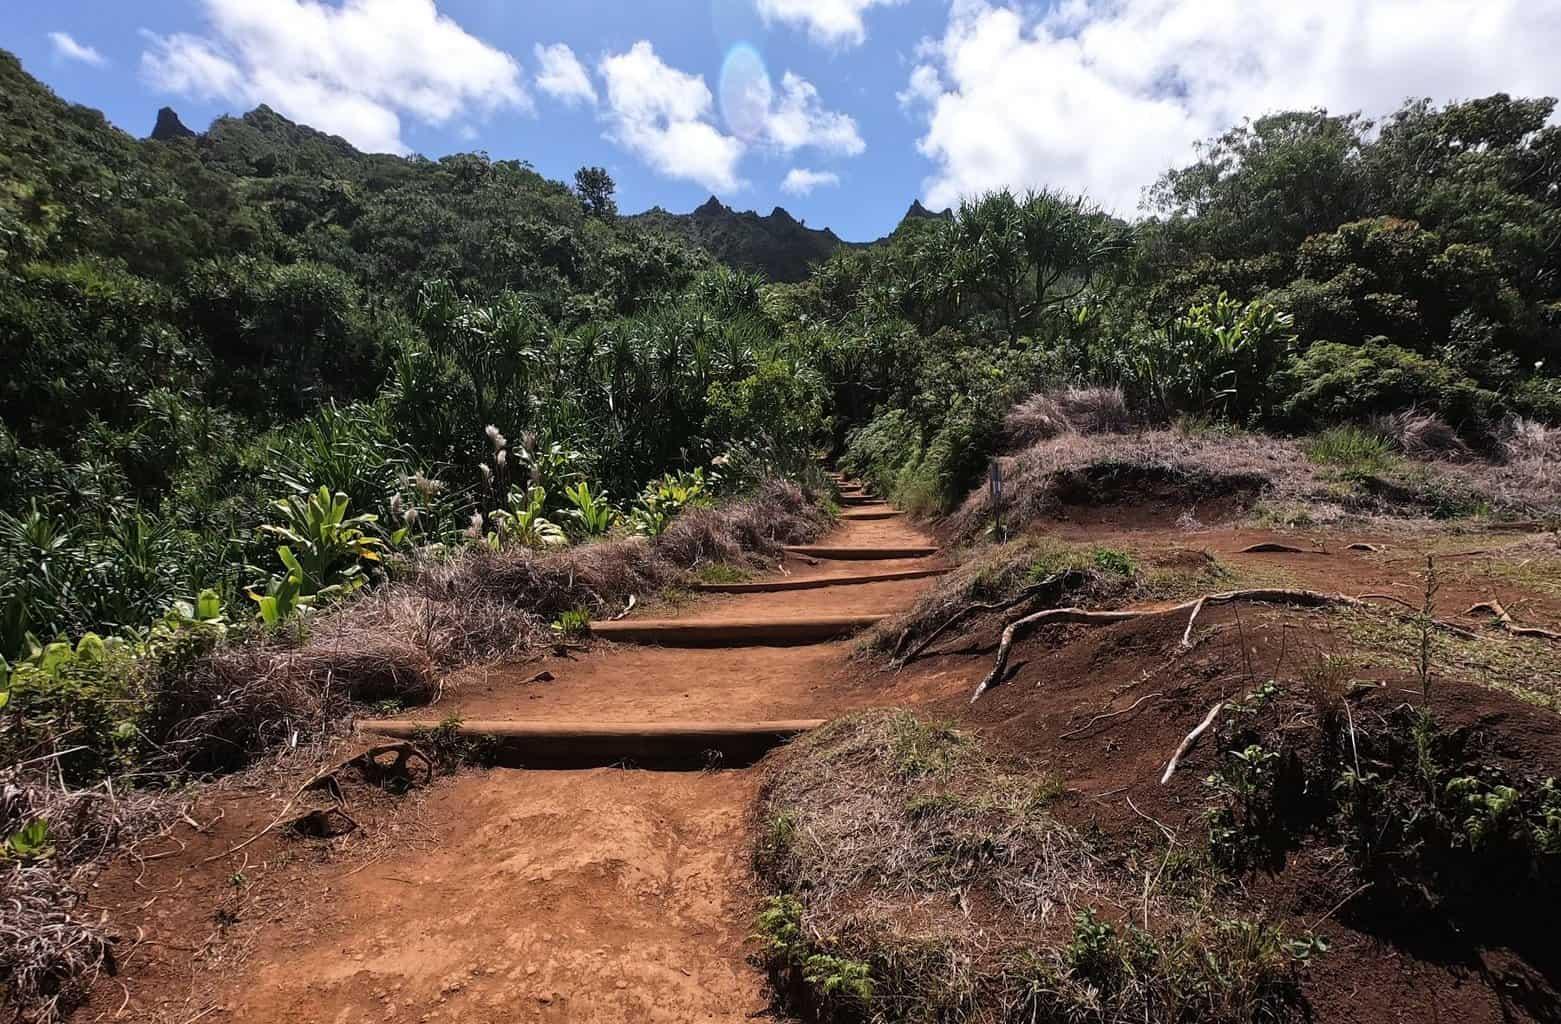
[93,481,943,1024]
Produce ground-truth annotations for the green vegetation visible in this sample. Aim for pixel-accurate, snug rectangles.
[756,711,1313,1023]
[0,49,826,666]
[813,98,1560,517]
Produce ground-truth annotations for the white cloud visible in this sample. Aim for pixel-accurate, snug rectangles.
[533,42,596,107]
[599,41,745,193]
[781,168,841,195]
[139,0,527,154]
[908,0,1561,214]
[764,72,864,155]
[756,0,903,48]
[49,31,107,67]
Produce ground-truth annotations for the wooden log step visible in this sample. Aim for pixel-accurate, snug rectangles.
[692,567,951,593]
[840,508,903,521]
[785,545,940,561]
[358,718,824,768]
[839,495,886,506]
[590,615,885,646]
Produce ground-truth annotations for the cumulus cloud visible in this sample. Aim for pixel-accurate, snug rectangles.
[907,0,1561,214]
[763,72,865,155]
[139,0,527,154]
[49,31,107,67]
[598,41,746,193]
[534,42,596,107]
[756,0,903,48]
[595,42,861,192]
[781,168,841,195]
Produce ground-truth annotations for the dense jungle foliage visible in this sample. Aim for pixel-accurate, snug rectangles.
[0,50,825,665]
[809,97,1561,512]
[3,44,1559,674]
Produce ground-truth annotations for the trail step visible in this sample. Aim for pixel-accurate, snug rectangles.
[692,566,951,593]
[785,545,939,561]
[591,615,884,646]
[840,508,903,521]
[840,495,886,506]
[358,718,823,768]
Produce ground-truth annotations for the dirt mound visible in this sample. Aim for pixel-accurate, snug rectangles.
[846,597,1561,1023]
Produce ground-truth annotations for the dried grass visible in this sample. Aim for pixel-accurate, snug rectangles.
[863,537,1129,657]
[950,429,1301,541]
[0,864,108,1024]
[1002,386,1130,449]
[756,711,1305,1023]
[1,778,175,1023]
[145,479,830,773]
[1374,411,1469,459]
[951,425,1561,542]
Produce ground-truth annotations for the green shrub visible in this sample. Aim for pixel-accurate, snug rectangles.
[2,633,142,783]
[1274,339,1504,429]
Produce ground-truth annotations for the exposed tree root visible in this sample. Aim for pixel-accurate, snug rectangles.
[1345,542,1385,552]
[1060,692,1164,739]
[1467,600,1561,642]
[1236,542,1312,554]
[892,570,1084,668]
[970,589,1365,704]
[1160,700,1227,784]
[202,742,431,862]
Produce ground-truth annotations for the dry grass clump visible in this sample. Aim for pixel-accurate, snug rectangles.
[0,864,108,1024]
[1458,417,1561,517]
[1,779,175,1023]
[1373,410,1469,459]
[952,424,1561,542]
[146,479,831,772]
[754,711,1306,1023]
[950,429,1302,541]
[863,537,1136,658]
[1002,386,1130,449]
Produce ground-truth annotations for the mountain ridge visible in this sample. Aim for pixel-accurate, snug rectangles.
[146,103,950,283]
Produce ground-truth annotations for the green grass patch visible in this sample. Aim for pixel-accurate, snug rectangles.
[1304,425,1398,476]
[692,562,752,584]
[1339,607,1561,711]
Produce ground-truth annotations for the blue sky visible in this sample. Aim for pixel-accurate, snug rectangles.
[6,1,1560,241]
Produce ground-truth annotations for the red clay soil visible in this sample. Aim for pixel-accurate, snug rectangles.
[840,529,1561,1023]
[76,500,946,1024]
[74,489,1561,1023]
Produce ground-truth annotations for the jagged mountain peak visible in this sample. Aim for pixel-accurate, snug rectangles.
[150,106,196,142]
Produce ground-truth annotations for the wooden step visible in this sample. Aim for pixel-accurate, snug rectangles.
[691,566,951,593]
[840,495,886,506]
[785,545,940,561]
[840,508,904,521]
[591,614,884,646]
[358,718,823,768]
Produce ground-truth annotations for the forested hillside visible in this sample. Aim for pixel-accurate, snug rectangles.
[6,38,1561,1024]
[797,99,1561,513]
[1,48,828,663]
[4,37,1559,684]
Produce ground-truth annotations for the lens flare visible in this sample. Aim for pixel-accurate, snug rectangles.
[719,42,772,142]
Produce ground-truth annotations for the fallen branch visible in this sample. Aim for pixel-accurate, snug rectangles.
[1160,700,1226,784]
[1467,599,1561,642]
[894,570,1082,668]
